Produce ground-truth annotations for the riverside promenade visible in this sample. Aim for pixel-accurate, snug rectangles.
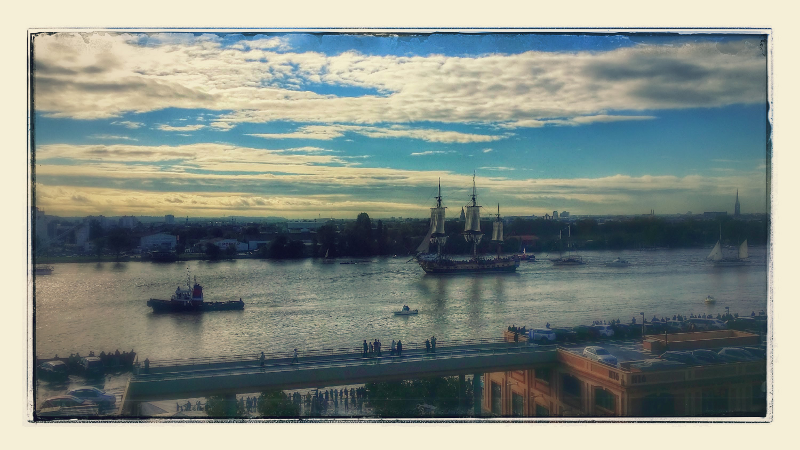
[124,339,557,411]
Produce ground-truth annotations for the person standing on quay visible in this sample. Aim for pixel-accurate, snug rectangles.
[431,336,437,353]
[397,340,402,357]
[425,339,431,353]
[363,340,368,357]
[260,351,265,367]
[391,339,396,356]
[369,341,373,355]
[292,348,299,364]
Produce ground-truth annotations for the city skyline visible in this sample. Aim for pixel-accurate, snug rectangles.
[32,31,769,219]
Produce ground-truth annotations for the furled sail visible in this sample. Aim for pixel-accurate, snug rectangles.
[738,240,748,260]
[491,221,503,242]
[431,207,446,236]
[464,206,481,232]
[706,241,723,261]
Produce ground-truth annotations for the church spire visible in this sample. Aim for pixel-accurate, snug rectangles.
[734,189,741,216]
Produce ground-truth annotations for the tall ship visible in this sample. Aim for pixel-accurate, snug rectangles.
[146,268,245,312]
[707,224,748,266]
[416,175,520,274]
[550,225,585,266]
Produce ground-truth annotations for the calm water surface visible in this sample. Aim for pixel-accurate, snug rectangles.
[34,248,768,361]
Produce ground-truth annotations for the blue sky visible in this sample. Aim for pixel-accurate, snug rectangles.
[32,32,768,218]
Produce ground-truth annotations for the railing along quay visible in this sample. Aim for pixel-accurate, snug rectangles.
[140,337,513,370]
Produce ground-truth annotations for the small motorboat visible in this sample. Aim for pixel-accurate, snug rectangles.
[705,295,716,304]
[605,258,631,267]
[394,306,418,316]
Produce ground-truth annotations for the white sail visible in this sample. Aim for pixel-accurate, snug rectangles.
[738,240,749,260]
[431,207,446,235]
[465,206,481,232]
[707,240,723,261]
[416,226,433,253]
[491,221,503,242]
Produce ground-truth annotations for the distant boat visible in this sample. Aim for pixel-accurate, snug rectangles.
[707,224,748,265]
[35,265,54,275]
[705,295,716,304]
[146,268,244,313]
[551,226,585,266]
[605,257,631,267]
[394,306,419,316]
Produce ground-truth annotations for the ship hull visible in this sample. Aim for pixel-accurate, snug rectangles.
[418,258,519,274]
[146,298,245,312]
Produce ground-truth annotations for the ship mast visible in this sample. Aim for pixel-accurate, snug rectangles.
[491,203,504,258]
[462,171,483,259]
[430,178,448,258]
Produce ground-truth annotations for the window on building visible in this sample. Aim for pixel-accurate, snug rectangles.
[701,388,729,415]
[535,367,551,383]
[512,392,524,417]
[535,403,550,417]
[594,387,616,413]
[643,393,676,416]
[491,382,502,415]
[562,374,581,399]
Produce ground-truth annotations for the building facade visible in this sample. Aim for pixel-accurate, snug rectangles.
[484,333,766,417]
[140,233,177,251]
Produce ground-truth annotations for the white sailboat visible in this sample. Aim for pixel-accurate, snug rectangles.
[707,225,748,265]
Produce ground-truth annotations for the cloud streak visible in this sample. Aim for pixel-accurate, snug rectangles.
[33,33,766,126]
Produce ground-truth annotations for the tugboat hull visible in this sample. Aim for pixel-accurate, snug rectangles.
[146,298,245,312]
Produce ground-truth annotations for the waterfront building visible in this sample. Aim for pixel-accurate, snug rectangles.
[165,214,175,224]
[119,216,139,229]
[560,211,570,218]
[483,331,766,417]
[140,233,177,251]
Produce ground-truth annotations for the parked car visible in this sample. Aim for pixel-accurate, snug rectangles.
[589,325,615,338]
[79,356,104,377]
[38,360,69,380]
[583,346,618,367]
[66,386,116,407]
[611,323,631,338]
[572,325,591,340]
[551,327,577,342]
[529,328,557,343]
[659,351,702,365]
[40,395,94,409]
[741,347,767,359]
[717,347,759,362]
[665,320,686,332]
[691,349,725,364]
[686,318,727,331]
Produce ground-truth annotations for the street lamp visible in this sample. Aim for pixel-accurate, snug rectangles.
[640,312,645,340]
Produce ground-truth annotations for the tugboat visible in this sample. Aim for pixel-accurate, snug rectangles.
[146,268,244,312]
[35,265,54,275]
[394,305,419,316]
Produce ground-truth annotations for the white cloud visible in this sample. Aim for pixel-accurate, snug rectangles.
[89,134,138,141]
[158,124,206,132]
[209,121,235,130]
[111,120,144,129]
[479,166,515,171]
[249,124,505,143]
[33,33,766,126]
[410,150,456,156]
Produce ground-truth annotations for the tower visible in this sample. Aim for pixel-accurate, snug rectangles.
[734,190,741,217]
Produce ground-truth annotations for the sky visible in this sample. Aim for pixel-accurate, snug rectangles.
[31,31,769,219]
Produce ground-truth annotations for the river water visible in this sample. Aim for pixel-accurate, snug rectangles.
[34,248,768,361]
